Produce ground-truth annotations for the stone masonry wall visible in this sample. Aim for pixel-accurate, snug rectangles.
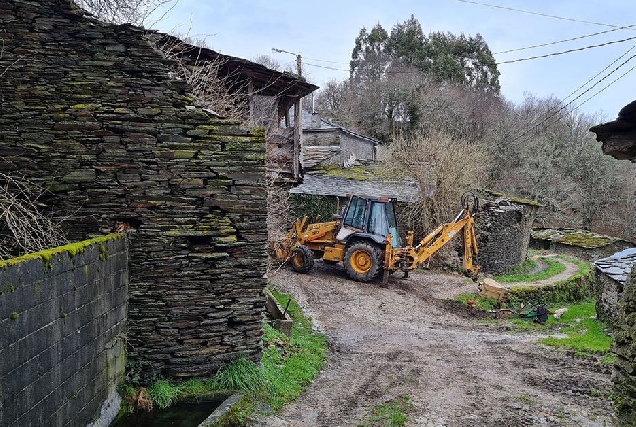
[0,0,268,380]
[0,235,128,427]
[475,195,539,274]
[614,266,636,426]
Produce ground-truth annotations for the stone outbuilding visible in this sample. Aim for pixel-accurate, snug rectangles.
[530,228,634,262]
[301,111,380,169]
[473,190,541,274]
[590,100,636,426]
[594,248,636,326]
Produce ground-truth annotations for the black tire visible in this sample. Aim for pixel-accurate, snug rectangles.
[290,245,314,274]
[344,242,383,282]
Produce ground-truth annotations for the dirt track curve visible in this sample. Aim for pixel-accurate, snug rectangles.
[256,261,613,427]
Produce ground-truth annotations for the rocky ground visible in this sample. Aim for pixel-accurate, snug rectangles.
[257,261,614,427]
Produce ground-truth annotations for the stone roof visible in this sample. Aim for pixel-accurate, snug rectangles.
[531,228,628,248]
[148,33,318,102]
[590,100,636,161]
[595,247,636,284]
[290,171,420,202]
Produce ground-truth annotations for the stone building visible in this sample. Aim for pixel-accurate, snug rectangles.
[594,248,636,327]
[590,100,636,426]
[0,0,312,382]
[301,111,380,168]
[473,191,541,274]
[530,228,634,262]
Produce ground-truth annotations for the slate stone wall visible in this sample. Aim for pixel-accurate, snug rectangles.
[0,0,268,380]
[530,235,633,263]
[475,196,538,274]
[595,271,623,327]
[614,266,636,426]
[0,235,128,427]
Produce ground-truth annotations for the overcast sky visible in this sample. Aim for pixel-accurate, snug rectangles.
[154,0,636,121]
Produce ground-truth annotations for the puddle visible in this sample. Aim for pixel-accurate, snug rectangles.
[112,400,224,427]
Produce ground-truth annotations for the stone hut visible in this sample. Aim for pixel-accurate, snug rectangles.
[594,248,636,327]
[301,111,379,168]
[0,0,312,384]
[530,228,634,262]
[591,100,636,426]
[473,190,541,274]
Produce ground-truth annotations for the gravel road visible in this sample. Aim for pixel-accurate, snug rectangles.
[257,261,614,427]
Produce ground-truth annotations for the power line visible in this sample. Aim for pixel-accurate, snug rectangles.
[303,61,349,72]
[576,62,636,109]
[495,24,636,55]
[302,56,350,65]
[561,45,636,104]
[497,35,636,64]
[456,0,627,28]
[508,52,636,144]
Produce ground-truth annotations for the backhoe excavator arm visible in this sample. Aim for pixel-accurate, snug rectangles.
[385,204,479,277]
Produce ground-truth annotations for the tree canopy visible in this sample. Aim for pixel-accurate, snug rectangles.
[350,15,500,93]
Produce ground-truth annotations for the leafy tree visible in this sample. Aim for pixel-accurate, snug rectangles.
[386,15,426,68]
[350,23,391,84]
[423,32,500,92]
[349,16,500,93]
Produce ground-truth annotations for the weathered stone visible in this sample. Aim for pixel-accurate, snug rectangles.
[0,0,267,392]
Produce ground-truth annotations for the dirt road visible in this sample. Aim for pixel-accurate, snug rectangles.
[258,262,614,426]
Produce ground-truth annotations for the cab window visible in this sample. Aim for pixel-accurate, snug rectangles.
[344,196,367,229]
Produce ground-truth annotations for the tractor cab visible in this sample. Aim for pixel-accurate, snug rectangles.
[336,194,402,248]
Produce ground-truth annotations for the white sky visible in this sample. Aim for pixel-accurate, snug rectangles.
[154,0,636,121]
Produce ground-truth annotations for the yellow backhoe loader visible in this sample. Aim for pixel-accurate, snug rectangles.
[274,193,480,284]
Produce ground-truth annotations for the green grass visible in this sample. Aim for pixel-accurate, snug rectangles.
[123,288,329,425]
[148,380,181,409]
[262,289,328,410]
[358,395,412,427]
[495,257,566,283]
[539,301,612,353]
[504,300,612,354]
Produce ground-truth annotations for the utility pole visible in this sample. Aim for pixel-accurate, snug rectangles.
[272,48,302,77]
[272,47,304,179]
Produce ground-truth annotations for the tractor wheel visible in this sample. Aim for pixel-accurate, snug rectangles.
[344,242,383,282]
[290,245,314,274]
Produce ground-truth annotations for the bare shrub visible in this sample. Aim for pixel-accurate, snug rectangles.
[0,174,67,259]
[388,130,489,235]
[150,36,249,121]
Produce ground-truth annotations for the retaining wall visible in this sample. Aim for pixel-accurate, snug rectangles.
[0,235,128,427]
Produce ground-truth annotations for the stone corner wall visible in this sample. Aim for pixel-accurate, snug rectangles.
[1,0,268,382]
[475,195,539,274]
[613,265,636,426]
[0,234,128,427]
[594,268,623,327]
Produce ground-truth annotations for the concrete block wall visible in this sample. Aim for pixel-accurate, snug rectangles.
[0,235,128,427]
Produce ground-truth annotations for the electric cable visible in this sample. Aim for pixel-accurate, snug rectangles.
[495,24,636,55]
[456,0,628,28]
[497,35,636,64]
[508,52,636,145]
[560,45,636,104]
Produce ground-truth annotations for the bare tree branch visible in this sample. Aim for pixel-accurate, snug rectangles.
[72,0,179,26]
[0,174,67,259]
